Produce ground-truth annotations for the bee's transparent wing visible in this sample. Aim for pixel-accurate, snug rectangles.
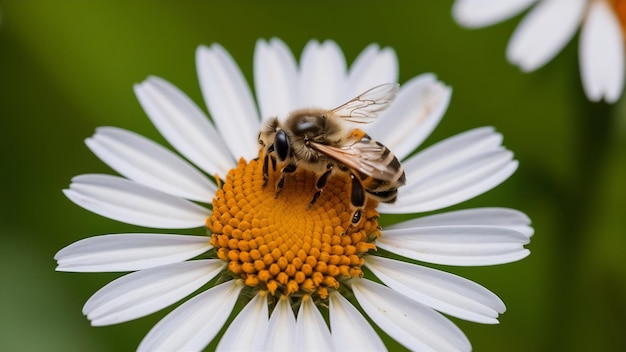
[309,139,402,183]
[331,83,400,124]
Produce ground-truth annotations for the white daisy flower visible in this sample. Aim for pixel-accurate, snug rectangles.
[55,38,533,351]
[453,0,625,103]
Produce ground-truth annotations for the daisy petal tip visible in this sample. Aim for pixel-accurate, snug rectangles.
[62,188,76,201]
[88,319,104,327]
[88,317,113,327]
[451,2,475,28]
[500,248,531,265]
[482,125,496,134]
[479,316,501,325]
[54,257,74,271]
[506,46,537,73]
[137,76,153,87]
[582,83,603,102]
[452,0,529,29]
[132,83,142,95]
[379,44,395,58]
[196,44,210,54]
[268,36,284,44]
[516,59,537,73]
[605,92,621,104]
[416,72,438,84]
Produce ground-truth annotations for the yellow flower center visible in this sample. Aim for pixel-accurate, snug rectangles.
[207,152,380,300]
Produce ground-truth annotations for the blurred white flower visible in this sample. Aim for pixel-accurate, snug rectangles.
[453,0,625,103]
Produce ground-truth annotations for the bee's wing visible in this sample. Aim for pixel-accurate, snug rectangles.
[309,139,400,183]
[331,83,400,124]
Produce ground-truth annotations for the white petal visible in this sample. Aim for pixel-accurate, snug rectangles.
[298,40,347,109]
[366,74,452,160]
[579,1,625,103]
[254,38,299,121]
[353,279,471,352]
[453,0,537,28]
[392,207,534,238]
[217,292,269,352]
[295,297,332,351]
[343,44,399,102]
[84,259,224,326]
[382,128,517,213]
[134,76,235,177]
[262,296,296,351]
[506,0,586,71]
[390,150,516,213]
[365,255,505,324]
[328,291,386,351]
[55,234,212,272]
[137,280,242,352]
[377,225,531,266]
[400,127,502,174]
[196,44,260,161]
[402,127,502,179]
[86,127,216,202]
[64,174,209,229]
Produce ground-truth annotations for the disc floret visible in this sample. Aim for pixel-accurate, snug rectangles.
[207,154,380,300]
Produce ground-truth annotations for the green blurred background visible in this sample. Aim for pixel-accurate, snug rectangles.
[1,1,625,351]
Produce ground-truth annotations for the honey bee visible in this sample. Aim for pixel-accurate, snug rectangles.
[258,83,406,225]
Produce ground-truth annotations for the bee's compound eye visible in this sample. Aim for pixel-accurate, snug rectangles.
[275,130,290,161]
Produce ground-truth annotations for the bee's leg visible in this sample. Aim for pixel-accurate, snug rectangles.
[262,145,276,187]
[350,173,366,208]
[262,155,278,187]
[275,163,296,198]
[308,163,333,208]
[262,153,269,187]
[350,173,366,225]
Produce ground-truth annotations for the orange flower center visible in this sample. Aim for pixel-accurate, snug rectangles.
[207,152,380,300]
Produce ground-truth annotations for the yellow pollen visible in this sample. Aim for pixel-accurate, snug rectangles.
[207,153,380,300]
